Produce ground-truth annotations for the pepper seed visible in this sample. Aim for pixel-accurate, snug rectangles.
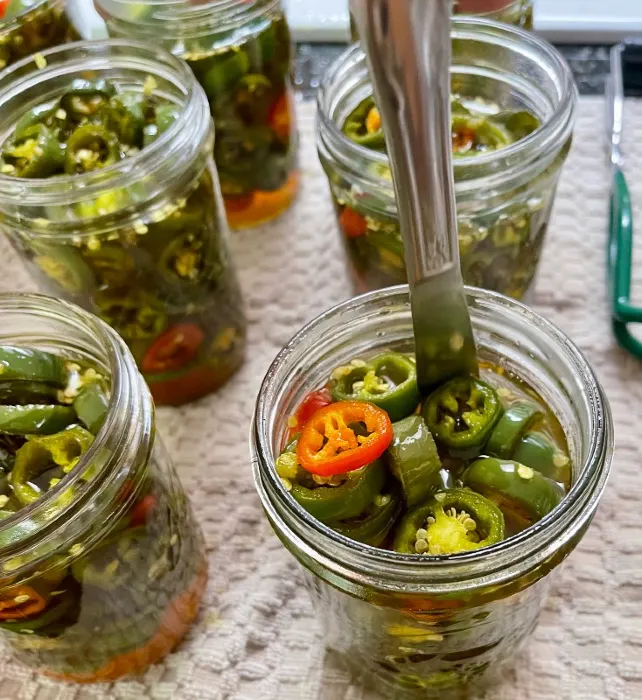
[517,465,534,480]
[463,517,477,532]
[415,528,428,540]
[13,594,30,604]
[415,539,429,554]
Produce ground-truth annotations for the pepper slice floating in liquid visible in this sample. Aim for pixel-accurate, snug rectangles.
[1,124,63,178]
[142,324,205,374]
[423,376,502,457]
[64,125,122,174]
[461,457,565,526]
[386,415,442,508]
[393,489,505,555]
[342,96,386,151]
[330,352,420,423]
[0,584,48,621]
[339,207,367,239]
[334,485,402,547]
[286,388,333,438]
[296,400,393,477]
[513,431,569,480]
[486,401,542,459]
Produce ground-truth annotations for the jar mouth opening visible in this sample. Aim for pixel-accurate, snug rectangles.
[317,18,577,197]
[252,286,612,590]
[0,0,56,35]
[95,0,280,40]
[0,39,211,210]
[0,293,145,566]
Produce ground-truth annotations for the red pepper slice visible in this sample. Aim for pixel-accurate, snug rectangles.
[0,585,47,620]
[142,323,204,374]
[224,192,255,214]
[268,92,291,143]
[296,400,393,476]
[287,388,332,439]
[0,0,10,19]
[452,125,476,154]
[339,207,367,238]
[129,494,157,527]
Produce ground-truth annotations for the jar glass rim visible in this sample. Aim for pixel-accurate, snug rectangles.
[252,285,613,593]
[0,39,211,208]
[316,17,577,197]
[95,0,280,41]
[0,293,149,568]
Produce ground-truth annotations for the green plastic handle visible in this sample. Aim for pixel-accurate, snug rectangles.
[609,167,642,357]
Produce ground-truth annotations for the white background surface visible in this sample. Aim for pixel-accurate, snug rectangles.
[285,0,642,43]
[70,0,642,43]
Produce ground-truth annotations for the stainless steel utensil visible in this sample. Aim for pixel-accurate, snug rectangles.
[350,0,478,393]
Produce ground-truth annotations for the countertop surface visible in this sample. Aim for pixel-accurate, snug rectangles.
[0,95,637,700]
[293,43,611,99]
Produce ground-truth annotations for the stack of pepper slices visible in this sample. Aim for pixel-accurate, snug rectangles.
[276,352,570,555]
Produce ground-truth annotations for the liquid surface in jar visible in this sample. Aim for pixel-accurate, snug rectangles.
[0,76,246,406]
[0,344,205,680]
[275,352,571,554]
[342,95,540,157]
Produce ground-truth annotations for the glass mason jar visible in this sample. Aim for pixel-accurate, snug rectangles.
[349,1,533,41]
[0,293,206,682]
[319,18,577,299]
[0,40,246,407]
[96,0,298,230]
[0,0,79,70]
[252,286,612,699]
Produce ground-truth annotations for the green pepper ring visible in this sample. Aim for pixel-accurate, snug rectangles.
[30,241,95,296]
[2,124,63,178]
[334,484,402,546]
[290,460,387,524]
[393,489,506,555]
[64,124,122,175]
[423,376,502,457]
[462,457,566,524]
[486,401,543,459]
[330,352,420,423]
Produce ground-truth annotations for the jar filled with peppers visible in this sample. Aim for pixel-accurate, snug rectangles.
[0,0,78,70]
[319,18,576,299]
[0,293,206,681]
[95,0,298,230]
[252,286,612,698]
[0,40,246,406]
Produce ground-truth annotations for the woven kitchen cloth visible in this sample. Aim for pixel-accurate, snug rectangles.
[0,96,640,700]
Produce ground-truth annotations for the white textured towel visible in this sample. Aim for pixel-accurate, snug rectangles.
[0,98,640,700]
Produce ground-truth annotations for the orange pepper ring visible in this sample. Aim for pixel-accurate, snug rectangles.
[296,400,393,476]
[0,584,47,620]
